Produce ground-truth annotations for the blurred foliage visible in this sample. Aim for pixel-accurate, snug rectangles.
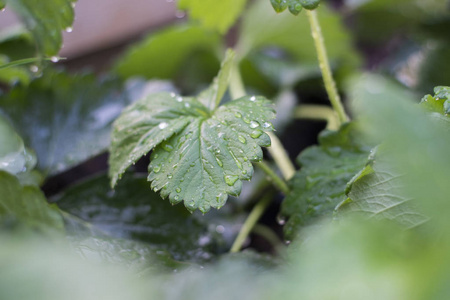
[0,0,449,299]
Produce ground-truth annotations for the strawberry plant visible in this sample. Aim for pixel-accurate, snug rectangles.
[0,0,450,299]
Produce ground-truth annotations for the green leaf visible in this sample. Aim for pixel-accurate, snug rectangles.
[0,170,64,233]
[110,92,275,212]
[348,73,450,229]
[337,148,429,228]
[0,115,36,176]
[70,236,188,273]
[0,70,132,175]
[236,0,361,72]
[55,173,234,262]
[197,49,235,110]
[4,0,76,56]
[420,86,450,115]
[178,0,247,33]
[288,0,303,15]
[280,123,369,240]
[299,0,320,10]
[115,24,221,80]
[270,0,288,13]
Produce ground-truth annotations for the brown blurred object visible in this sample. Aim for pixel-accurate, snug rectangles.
[0,0,178,59]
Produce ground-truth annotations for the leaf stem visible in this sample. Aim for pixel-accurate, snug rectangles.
[230,193,273,253]
[266,132,296,180]
[305,9,349,124]
[255,161,290,194]
[229,62,246,99]
[252,224,284,252]
[294,104,340,130]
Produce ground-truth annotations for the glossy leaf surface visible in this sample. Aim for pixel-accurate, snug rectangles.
[0,70,132,175]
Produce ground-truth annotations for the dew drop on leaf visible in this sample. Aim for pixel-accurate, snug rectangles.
[249,121,259,128]
[238,135,246,144]
[176,187,181,193]
[158,122,169,129]
[162,144,173,152]
[224,175,239,186]
[153,164,161,173]
[234,112,242,118]
[250,130,263,139]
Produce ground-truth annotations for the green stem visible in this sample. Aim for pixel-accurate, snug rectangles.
[294,104,340,130]
[255,161,290,194]
[266,132,296,180]
[305,9,349,124]
[229,62,246,99]
[252,224,284,252]
[230,194,273,253]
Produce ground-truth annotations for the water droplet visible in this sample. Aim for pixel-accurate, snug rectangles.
[159,122,169,129]
[234,112,242,118]
[215,157,223,167]
[218,132,225,138]
[29,65,39,73]
[229,151,242,169]
[190,162,196,167]
[277,215,286,225]
[224,175,239,186]
[262,122,273,129]
[174,195,180,201]
[243,117,251,124]
[65,27,73,33]
[249,121,259,128]
[242,170,247,175]
[50,56,59,63]
[176,96,183,102]
[238,135,246,144]
[167,174,173,179]
[154,154,159,159]
[163,185,168,190]
[176,187,181,193]
[250,96,256,101]
[250,130,263,139]
[153,164,161,173]
[153,187,158,192]
[215,225,225,233]
[162,144,173,152]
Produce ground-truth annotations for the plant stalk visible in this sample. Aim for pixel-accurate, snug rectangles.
[294,104,340,130]
[230,194,272,253]
[255,161,290,194]
[267,132,295,180]
[305,9,349,124]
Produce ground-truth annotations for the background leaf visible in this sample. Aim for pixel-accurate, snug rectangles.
[114,25,221,80]
[4,0,76,56]
[55,173,236,262]
[178,0,247,34]
[0,171,63,234]
[337,148,429,229]
[0,70,132,175]
[280,123,369,240]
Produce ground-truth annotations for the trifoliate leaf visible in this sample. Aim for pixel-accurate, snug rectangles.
[109,93,275,212]
[420,86,450,115]
[336,148,429,229]
[178,0,247,34]
[4,0,76,56]
[280,123,369,240]
[0,171,64,234]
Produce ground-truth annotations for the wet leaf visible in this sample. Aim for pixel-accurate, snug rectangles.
[3,0,76,56]
[281,123,369,240]
[178,0,247,33]
[110,91,275,212]
[55,173,230,262]
[0,70,132,175]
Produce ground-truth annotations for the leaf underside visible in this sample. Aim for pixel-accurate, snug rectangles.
[280,123,369,240]
[109,93,275,212]
[337,149,429,229]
